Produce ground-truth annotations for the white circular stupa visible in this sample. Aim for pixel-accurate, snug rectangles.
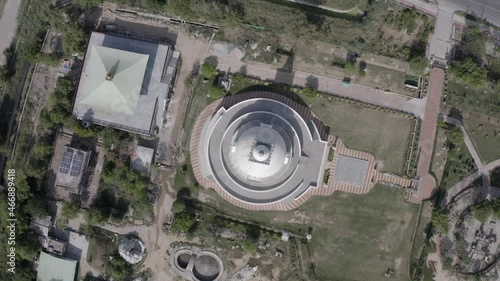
[194,94,328,207]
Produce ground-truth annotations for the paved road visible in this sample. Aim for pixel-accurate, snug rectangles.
[440,0,500,27]
[215,56,428,118]
[0,0,22,65]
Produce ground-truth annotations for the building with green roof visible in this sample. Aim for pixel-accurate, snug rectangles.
[73,32,178,135]
[36,251,77,281]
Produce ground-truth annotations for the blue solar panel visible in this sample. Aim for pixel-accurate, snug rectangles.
[59,149,73,174]
[70,152,84,177]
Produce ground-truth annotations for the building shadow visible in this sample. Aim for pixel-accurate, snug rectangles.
[274,52,295,86]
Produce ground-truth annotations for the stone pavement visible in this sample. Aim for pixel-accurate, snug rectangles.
[215,57,428,119]
[411,67,445,203]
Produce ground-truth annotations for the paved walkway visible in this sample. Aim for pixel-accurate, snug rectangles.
[411,67,445,203]
[0,0,21,65]
[215,57,428,118]
[441,114,500,205]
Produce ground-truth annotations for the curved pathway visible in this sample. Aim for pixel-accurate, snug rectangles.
[441,115,500,205]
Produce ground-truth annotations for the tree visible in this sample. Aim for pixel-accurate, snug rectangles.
[106,255,131,280]
[174,212,194,232]
[23,198,48,218]
[85,206,108,226]
[409,57,428,75]
[474,201,492,222]
[62,201,80,220]
[344,62,356,75]
[242,239,257,253]
[450,58,488,88]
[208,85,225,99]
[201,63,217,79]
[172,200,186,214]
[431,207,448,233]
[444,127,463,145]
[32,142,53,159]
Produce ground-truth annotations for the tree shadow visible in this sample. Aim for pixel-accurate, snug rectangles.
[448,107,463,123]
[238,65,247,75]
[177,187,192,200]
[204,56,219,68]
[305,75,319,89]
[246,224,261,240]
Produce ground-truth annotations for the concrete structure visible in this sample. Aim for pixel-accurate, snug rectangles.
[73,32,178,135]
[130,145,155,175]
[171,247,225,281]
[334,155,369,186]
[54,145,91,195]
[47,129,103,207]
[36,252,77,281]
[193,93,328,207]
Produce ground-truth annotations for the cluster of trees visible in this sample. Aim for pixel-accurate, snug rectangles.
[431,207,448,233]
[41,77,75,128]
[438,121,464,146]
[450,58,488,88]
[473,199,500,222]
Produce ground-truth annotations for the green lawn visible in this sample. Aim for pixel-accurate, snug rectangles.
[355,63,410,96]
[444,80,500,119]
[201,184,419,281]
[303,94,413,174]
[463,118,500,164]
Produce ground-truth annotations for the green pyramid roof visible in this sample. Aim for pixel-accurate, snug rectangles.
[78,45,149,115]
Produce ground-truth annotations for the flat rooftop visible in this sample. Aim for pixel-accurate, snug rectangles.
[73,32,171,135]
[36,251,77,281]
[54,146,90,194]
[334,155,369,187]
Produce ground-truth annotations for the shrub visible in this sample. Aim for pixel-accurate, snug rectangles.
[172,200,186,214]
[450,58,487,88]
[62,201,80,220]
[344,63,356,75]
[358,69,366,77]
[409,57,428,75]
[201,63,218,79]
[174,211,195,232]
[242,239,257,253]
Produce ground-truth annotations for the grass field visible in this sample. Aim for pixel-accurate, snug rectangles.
[199,184,419,281]
[355,63,409,95]
[463,118,500,164]
[444,80,500,119]
[302,94,413,174]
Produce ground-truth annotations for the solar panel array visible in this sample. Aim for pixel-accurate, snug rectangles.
[59,148,86,177]
[59,150,73,174]
[70,153,84,177]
